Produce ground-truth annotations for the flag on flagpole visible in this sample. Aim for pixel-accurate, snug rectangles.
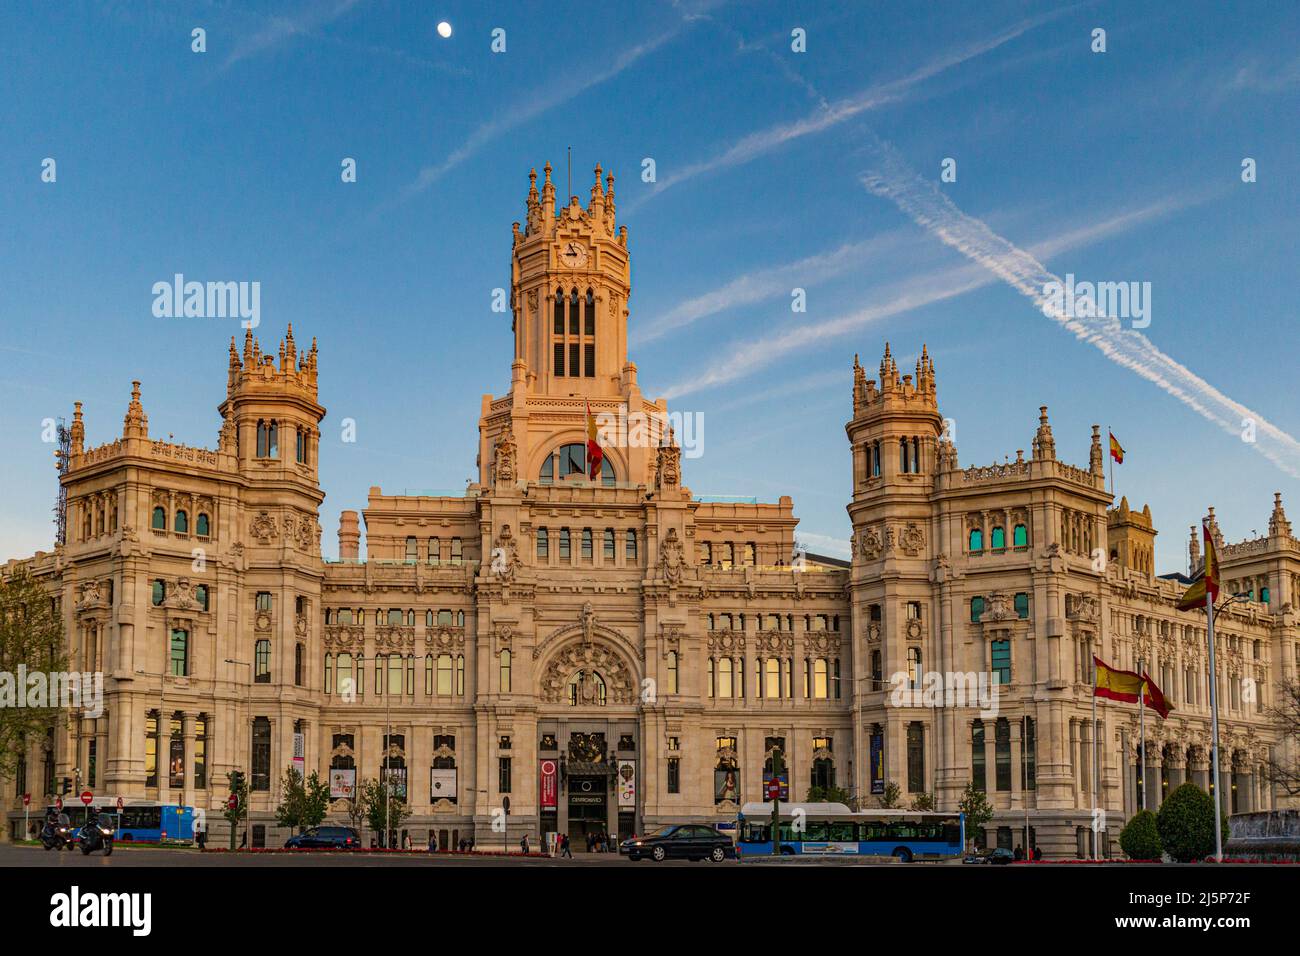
[1141,672,1174,719]
[1093,656,1144,704]
[1176,520,1220,611]
[1108,431,1125,464]
[585,402,604,481]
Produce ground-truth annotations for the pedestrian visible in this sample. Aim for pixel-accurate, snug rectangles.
[196,825,207,851]
[520,833,530,855]
[561,833,573,859]
[1013,844,1024,861]
[403,831,411,850]
[239,830,248,849]
[428,831,437,853]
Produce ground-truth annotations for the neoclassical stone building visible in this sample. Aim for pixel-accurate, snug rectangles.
[3,163,1298,856]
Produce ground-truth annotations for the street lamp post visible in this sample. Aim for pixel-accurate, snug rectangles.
[224,658,252,849]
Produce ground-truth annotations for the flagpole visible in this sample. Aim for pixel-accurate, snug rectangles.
[1108,426,1113,499]
[1091,688,1099,861]
[1206,589,1223,861]
[1138,657,1147,812]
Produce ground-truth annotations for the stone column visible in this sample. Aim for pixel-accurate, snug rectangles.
[182,712,196,807]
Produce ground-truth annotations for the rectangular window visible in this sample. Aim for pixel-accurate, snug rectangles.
[251,717,271,791]
[194,716,207,789]
[667,758,680,794]
[451,538,463,563]
[537,528,548,559]
[972,722,986,792]
[559,528,571,560]
[569,343,580,377]
[255,640,271,683]
[256,591,272,612]
[428,537,440,565]
[1014,592,1030,619]
[584,343,595,378]
[603,528,616,559]
[626,530,637,560]
[554,342,565,376]
[498,757,512,794]
[906,722,925,793]
[581,528,593,559]
[145,712,158,787]
[169,629,188,677]
[991,640,1011,685]
[995,719,1011,792]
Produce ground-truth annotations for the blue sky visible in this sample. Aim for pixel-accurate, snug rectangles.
[1,0,1296,571]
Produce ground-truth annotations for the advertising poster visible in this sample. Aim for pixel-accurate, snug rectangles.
[329,769,356,799]
[617,759,635,808]
[539,759,558,809]
[430,768,458,803]
[870,732,885,795]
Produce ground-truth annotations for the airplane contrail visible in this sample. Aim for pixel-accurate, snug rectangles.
[860,146,1300,478]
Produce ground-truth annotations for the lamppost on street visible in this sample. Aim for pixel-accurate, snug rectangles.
[224,658,252,849]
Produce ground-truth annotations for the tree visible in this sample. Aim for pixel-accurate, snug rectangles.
[1156,782,1227,862]
[957,783,994,849]
[909,792,935,811]
[361,775,408,847]
[223,770,249,850]
[1263,678,1300,797]
[0,566,67,778]
[343,796,365,836]
[805,784,853,805]
[1119,809,1163,861]
[877,780,902,809]
[276,768,331,833]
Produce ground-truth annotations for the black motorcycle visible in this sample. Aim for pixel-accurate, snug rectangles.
[78,815,115,856]
[40,815,75,851]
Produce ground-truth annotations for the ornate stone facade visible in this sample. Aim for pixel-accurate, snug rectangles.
[3,166,1297,857]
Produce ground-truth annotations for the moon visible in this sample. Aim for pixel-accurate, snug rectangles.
[436,21,452,38]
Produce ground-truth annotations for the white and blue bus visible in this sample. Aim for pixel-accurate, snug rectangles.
[116,803,195,844]
[736,802,964,862]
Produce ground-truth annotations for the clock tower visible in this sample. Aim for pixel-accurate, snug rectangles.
[477,162,666,488]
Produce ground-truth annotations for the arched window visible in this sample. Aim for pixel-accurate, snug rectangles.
[553,287,564,334]
[584,288,595,335]
[152,506,166,531]
[196,513,210,537]
[569,288,580,334]
[336,652,353,696]
[257,420,278,458]
[1012,523,1028,548]
[500,649,512,693]
[872,440,881,477]
[666,651,678,694]
[255,639,271,683]
[900,438,910,473]
[765,658,781,698]
[539,443,616,486]
[990,526,1005,551]
[437,654,453,695]
[969,528,983,552]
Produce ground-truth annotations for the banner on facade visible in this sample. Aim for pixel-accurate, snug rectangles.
[430,768,457,803]
[539,759,558,809]
[762,771,789,802]
[870,732,885,795]
[329,769,356,799]
[617,760,635,809]
[714,768,739,803]
[292,733,305,779]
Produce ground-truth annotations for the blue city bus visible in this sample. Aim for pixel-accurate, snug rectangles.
[116,803,195,843]
[736,802,965,862]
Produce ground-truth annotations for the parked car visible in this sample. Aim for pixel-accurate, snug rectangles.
[620,824,735,862]
[284,826,361,849]
[962,847,1016,865]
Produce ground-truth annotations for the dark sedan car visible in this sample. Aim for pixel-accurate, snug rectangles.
[620,824,735,862]
[284,826,361,849]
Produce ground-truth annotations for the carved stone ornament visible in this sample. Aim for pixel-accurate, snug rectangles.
[860,526,883,559]
[900,522,925,556]
[540,640,634,705]
[658,527,686,584]
[250,511,277,544]
[493,431,517,486]
[654,428,681,490]
[489,523,523,581]
[982,592,1014,623]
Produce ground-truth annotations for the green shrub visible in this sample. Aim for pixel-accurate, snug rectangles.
[1156,782,1226,862]
[1119,809,1162,860]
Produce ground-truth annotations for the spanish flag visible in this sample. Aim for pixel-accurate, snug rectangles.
[585,401,604,481]
[1141,672,1174,719]
[1108,431,1125,464]
[1176,520,1219,611]
[1093,656,1143,704]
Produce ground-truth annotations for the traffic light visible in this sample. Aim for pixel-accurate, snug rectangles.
[230,770,244,791]
[61,777,71,795]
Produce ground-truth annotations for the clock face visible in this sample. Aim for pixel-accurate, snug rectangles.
[559,241,589,269]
